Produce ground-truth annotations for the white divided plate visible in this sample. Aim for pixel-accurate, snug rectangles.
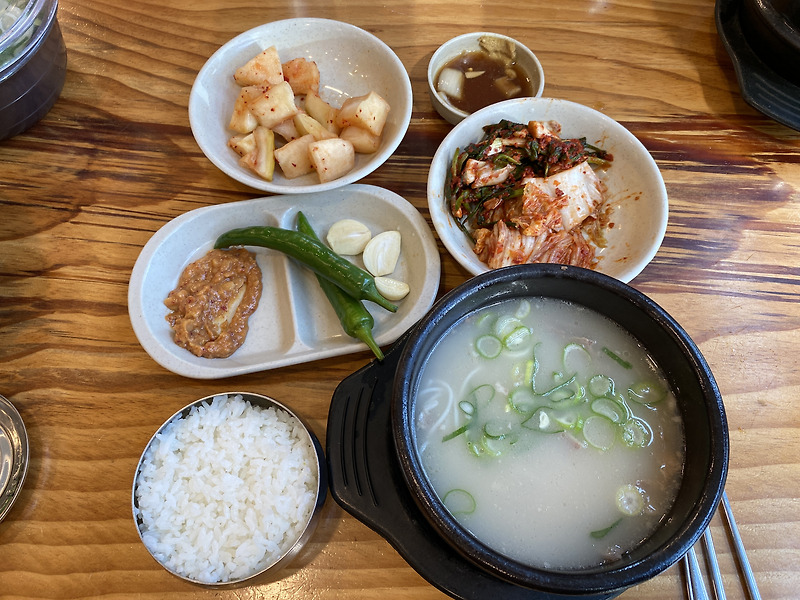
[128,185,440,379]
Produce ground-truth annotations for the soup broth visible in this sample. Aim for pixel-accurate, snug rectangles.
[414,297,685,569]
[436,50,534,114]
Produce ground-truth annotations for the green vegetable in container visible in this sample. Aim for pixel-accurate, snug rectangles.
[0,0,38,65]
[214,224,398,313]
[295,212,384,361]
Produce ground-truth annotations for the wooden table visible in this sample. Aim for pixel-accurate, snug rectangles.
[1,1,798,598]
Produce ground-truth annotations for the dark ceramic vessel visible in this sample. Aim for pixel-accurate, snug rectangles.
[391,264,729,596]
[740,0,800,85]
[0,0,67,140]
[716,0,800,131]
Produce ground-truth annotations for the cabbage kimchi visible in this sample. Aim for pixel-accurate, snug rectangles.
[445,119,613,270]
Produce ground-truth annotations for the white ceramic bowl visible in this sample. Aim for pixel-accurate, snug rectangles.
[428,32,545,125]
[427,97,668,283]
[189,18,412,194]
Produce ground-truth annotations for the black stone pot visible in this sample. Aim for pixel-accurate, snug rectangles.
[715,0,800,131]
[740,0,800,86]
[327,264,729,599]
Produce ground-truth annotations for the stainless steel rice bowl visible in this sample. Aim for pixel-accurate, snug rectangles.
[132,392,327,587]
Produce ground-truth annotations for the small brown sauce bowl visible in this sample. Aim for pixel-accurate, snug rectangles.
[428,32,545,125]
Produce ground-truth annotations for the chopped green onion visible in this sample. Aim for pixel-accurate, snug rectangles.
[443,489,476,515]
[561,383,587,406]
[524,358,537,387]
[512,357,538,388]
[458,400,475,416]
[483,419,513,439]
[514,299,531,319]
[448,148,461,185]
[480,436,504,456]
[503,325,532,350]
[582,415,617,451]
[475,311,495,328]
[549,386,580,403]
[588,374,615,397]
[590,518,622,539]
[467,441,484,457]
[541,374,576,397]
[493,315,524,340]
[508,387,539,414]
[552,408,580,430]
[476,334,502,358]
[616,484,646,516]
[469,384,495,408]
[620,417,653,448]
[563,342,592,374]
[442,423,469,442]
[603,347,632,369]
[492,151,521,167]
[628,381,667,405]
[522,407,565,433]
[590,397,628,424]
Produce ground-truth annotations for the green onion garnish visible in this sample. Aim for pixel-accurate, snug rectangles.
[602,347,632,369]
[590,518,622,539]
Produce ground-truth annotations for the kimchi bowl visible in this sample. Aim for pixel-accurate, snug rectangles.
[427,97,668,283]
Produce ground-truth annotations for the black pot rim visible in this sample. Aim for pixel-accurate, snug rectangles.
[391,264,729,595]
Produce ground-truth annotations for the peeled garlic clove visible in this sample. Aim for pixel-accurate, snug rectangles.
[362,230,401,276]
[375,276,410,301]
[326,219,372,255]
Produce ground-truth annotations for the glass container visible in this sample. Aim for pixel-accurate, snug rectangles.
[0,0,67,140]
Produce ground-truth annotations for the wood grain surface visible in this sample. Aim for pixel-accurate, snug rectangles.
[1,1,799,599]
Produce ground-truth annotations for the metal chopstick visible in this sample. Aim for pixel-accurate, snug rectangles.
[701,527,726,600]
[721,491,762,600]
[684,547,710,600]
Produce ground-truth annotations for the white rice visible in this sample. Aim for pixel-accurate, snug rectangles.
[134,394,318,583]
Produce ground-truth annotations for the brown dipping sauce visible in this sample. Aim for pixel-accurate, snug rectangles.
[437,50,534,114]
[164,248,262,359]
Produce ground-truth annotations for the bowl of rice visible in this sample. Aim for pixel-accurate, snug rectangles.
[132,392,327,586]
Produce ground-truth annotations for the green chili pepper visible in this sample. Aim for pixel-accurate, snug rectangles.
[215,225,397,313]
[295,212,384,361]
